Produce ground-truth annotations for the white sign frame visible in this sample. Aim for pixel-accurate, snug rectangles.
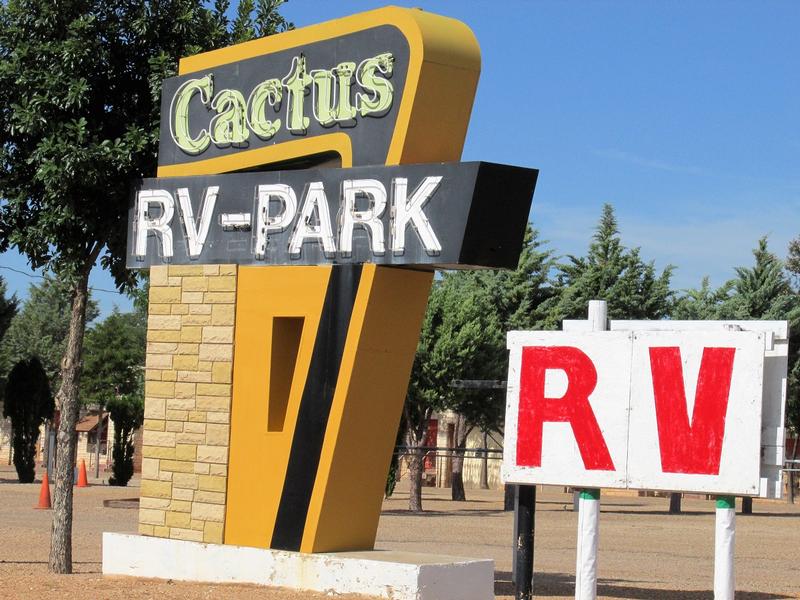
[502,324,781,497]
[608,320,787,499]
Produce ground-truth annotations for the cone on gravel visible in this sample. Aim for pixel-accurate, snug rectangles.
[36,472,52,509]
[77,458,89,488]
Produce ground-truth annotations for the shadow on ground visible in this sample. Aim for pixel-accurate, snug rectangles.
[493,571,794,599]
[381,508,507,518]
[600,509,799,519]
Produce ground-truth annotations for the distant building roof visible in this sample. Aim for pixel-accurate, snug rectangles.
[75,414,107,433]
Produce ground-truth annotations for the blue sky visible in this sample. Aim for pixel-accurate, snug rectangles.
[1,0,798,318]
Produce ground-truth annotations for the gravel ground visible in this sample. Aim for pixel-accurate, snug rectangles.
[1,465,798,599]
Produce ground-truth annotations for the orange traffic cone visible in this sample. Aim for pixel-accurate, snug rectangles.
[76,459,89,488]
[36,472,52,509]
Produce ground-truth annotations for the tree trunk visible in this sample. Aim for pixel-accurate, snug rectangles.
[404,408,430,513]
[407,446,424,512]
[668,492,682,514]
[479,431,489,490]
[741,496,752,515]
[788,436,798,504]
[450,414,470,502]
[48,260,94,574]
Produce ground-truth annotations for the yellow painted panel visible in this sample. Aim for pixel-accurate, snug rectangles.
[224,266,331,548]
[301,266,433,552]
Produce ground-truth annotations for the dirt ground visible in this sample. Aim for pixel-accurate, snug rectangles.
[0,465,798,599]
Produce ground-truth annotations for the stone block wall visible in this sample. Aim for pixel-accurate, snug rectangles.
[138,264,237,543]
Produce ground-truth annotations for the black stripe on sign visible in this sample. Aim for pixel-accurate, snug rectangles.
[270,264,363,551]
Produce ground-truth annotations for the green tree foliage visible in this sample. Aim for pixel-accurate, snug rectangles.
[403,227,555,507]
[672,277,733,320]
[0,276,19,398]
[497,227,558,331]
[721,238,800,322]
[785,235,800,287]
[228,0,293,43]
[545,204,673,326]
[3,356,53,482]
[82,307,146,486]
[0,276,18,343]
[725,238,800,431]
[0,0,290,572]
[81,309,146,407]
[106,388,144,486]
[1,277,98,389]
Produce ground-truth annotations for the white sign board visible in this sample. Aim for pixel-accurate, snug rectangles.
[609,320,788,499]
[502,329,770,496]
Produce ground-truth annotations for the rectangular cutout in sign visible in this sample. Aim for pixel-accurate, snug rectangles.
[502,329,768,496]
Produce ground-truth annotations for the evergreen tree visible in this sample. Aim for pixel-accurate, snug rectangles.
[81,308,146,486]
[1,277,98,390]
[0,276,18,344]
[106,386,144,486]
[489,226,557,331]
[672,277,733,320]
[721,238,800,322]
[403,226,555,508]
[3,357,53,482]
[725,238,800,432]
[81,309,146,407]
[545,204,673,326]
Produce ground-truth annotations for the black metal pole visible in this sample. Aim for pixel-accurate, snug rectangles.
[514,484,536,600]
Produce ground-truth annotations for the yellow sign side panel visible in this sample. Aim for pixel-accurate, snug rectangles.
[224,265,332,548]
[161,6,480,173]
[301,265,433,552]
[384,9,480,166]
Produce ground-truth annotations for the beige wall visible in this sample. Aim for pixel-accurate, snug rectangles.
[433,411,504,490]
[0,411,10,465]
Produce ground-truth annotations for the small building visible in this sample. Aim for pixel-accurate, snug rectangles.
[0,404,142,475]
[398,410,504,491]
[431,411,504,490]
[75,413,111,473]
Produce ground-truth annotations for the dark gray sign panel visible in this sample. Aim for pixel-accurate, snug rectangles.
[127,162,537,270]
[158,27,409,169]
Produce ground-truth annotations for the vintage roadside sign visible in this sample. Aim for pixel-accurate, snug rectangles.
[501,327,783,496]
[127,6,538,560]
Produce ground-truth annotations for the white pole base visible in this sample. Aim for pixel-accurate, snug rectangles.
[714,496,736,600]
[102,532,494,600]
[575,489,600,600]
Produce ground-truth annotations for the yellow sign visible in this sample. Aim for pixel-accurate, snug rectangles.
[150,6,480,553]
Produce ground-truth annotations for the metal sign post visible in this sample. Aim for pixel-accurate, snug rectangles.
[513,484,536,600]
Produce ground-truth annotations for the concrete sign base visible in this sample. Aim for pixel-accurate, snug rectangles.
[102,532,494,600]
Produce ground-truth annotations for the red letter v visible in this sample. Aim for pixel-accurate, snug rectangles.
[649,347,736,475]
